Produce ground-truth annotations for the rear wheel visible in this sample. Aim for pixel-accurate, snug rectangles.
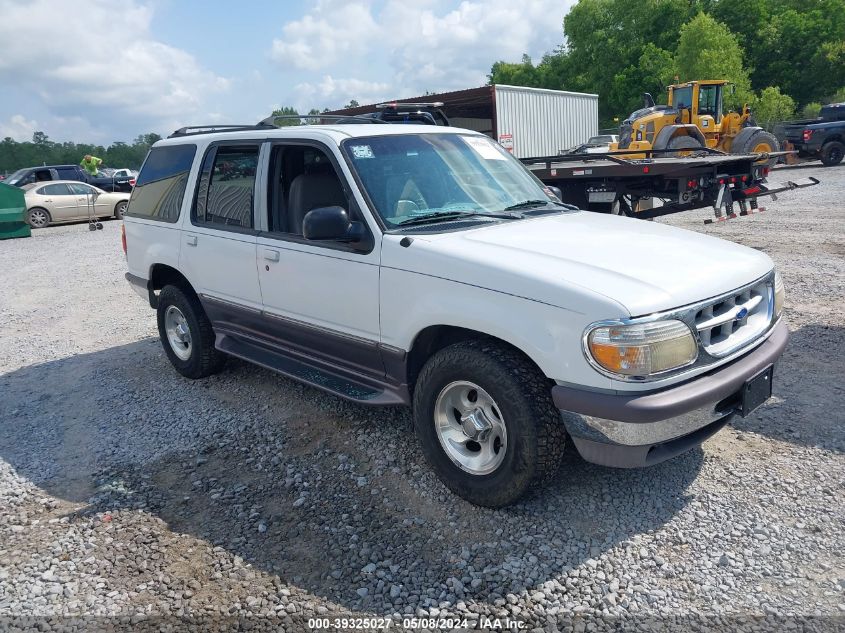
[26,207,51,228]
[412,340,566,507]
[156,285,226,379]
[820,141,844,167]
[114,200,128,219]
[737,130,779,167]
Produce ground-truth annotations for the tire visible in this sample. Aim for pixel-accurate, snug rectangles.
[114,200,128,219]
[666,135,702,156]
[820,141,844,167]
[26,207,51,228]
[156,285,225,379]
[736,130,779,167]
[412,339,566,507]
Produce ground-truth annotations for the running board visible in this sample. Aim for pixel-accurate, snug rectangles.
[216,333,407,406]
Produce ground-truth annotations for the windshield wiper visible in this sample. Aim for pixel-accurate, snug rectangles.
[393,210,523,227]
[503,199,554,211]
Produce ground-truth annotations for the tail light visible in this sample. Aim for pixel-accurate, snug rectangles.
[121,223,127,255]
[129,178,136,187]
[802,129,813,142]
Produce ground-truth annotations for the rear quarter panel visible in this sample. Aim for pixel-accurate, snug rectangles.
[124,217,182,286]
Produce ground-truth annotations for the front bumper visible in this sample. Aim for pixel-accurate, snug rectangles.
[553,320,789,468]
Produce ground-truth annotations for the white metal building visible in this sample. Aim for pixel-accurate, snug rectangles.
[326,84,600,158]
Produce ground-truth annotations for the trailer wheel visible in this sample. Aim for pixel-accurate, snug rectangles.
[820,141,844,167]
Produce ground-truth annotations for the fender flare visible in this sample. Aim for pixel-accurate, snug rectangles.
[652,125,706,150]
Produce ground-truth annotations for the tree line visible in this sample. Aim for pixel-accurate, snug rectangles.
[0,132,162,176]
[489,0,845,128]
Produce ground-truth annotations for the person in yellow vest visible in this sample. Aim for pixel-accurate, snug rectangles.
[80,155,103,177]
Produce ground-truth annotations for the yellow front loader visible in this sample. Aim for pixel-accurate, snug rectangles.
[611,80,779,158]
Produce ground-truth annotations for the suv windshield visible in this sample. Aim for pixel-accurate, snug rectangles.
[342,133,559,228]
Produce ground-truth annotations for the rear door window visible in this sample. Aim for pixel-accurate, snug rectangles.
[193,145,260,230]
[126,144,196,222]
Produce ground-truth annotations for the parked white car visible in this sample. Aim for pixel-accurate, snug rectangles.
[583,134,619,153]
[123,123,787,506]
[24,181,130,228]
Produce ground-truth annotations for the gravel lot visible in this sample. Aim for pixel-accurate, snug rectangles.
[1,164,843,631]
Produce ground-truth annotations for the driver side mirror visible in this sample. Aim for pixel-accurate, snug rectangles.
[546,185,563,201]
[303,206,366,244]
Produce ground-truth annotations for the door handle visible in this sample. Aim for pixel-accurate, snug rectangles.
[264,249,280,262]
[186,235,197,246]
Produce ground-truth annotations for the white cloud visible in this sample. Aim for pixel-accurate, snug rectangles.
[0,0,229,139]
[0,115,38,142]
[270,0,576,105]
[270,1,379,71]
[293,76,393,110]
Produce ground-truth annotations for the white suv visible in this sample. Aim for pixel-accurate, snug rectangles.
[123,123,788,507]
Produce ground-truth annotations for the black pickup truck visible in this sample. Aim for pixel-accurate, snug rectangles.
[4,164,134,192]
[775,103,845,166]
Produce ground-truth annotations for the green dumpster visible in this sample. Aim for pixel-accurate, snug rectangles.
[0,182,30,239]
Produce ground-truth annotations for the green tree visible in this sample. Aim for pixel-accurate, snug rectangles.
[270,106,302,126]
[675,13,751,109]
[801,102,822,119]
[488,54,540,86]
[751,86,795,130]
[609,44,678,118]
[343,99,360,109]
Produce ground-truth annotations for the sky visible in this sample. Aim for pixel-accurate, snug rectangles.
[0,0,576,144]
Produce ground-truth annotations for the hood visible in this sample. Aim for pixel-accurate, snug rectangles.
[383,212,774,317]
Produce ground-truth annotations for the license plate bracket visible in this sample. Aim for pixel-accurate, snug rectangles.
[740,365,774,417]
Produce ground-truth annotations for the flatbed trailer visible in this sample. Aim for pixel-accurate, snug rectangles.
[521,150,818,221]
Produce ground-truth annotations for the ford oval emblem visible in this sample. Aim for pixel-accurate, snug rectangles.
[735,307,749,321]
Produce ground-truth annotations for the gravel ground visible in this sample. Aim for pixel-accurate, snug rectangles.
[0,164,843,632]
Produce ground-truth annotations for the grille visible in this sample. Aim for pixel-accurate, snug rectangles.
[694,278,772,357]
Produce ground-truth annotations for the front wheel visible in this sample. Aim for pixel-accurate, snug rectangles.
[666,135,703,157]
[156,285,225,379]
[412,340,566,507]
[820,141,844,167]
[27,207,51,228]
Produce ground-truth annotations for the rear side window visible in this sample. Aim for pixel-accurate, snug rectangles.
[127,144,196,222]
[193,145,259,230]
[56,167,79,180]
[38,183,72,196]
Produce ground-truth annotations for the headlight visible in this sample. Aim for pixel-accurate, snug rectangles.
[585,319,698,379]
[774,270,784,317]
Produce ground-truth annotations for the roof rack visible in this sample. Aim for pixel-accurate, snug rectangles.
[375,101,445,110]
[257,114,388,126]
[168,123,275,138]
[168,112,401,139]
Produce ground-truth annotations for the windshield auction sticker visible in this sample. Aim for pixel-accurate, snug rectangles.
[350,145,374,159]
[463,136,507,160]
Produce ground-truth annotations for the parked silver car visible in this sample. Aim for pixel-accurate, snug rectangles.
[23,181,130,228]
